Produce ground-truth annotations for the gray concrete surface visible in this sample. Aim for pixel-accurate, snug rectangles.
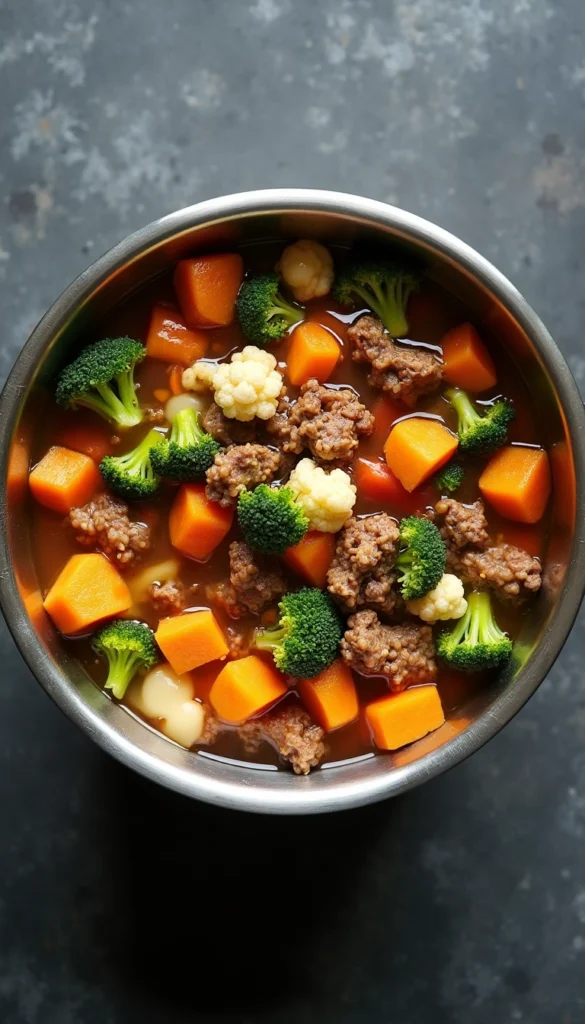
[1,1,585,1021]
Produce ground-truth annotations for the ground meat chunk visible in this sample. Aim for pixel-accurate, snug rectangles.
[148,579,186,616]
[435,498,489,550]
[267,380,374,464]
[198,705,224,746]
[347,315,443,406]
[225,627,250,659]
[206,541,287,618]
[202,402,257,447]
[341,609,437,690]
[327,514,400,615]
[454,544,542,600]
[205,444,282,507]
[239,704,326,775]
[69,494,150,567]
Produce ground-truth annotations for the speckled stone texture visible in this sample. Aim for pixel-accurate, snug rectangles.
[1,1,585,1021]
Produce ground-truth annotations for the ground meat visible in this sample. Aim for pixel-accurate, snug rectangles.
[145,407,166,424]
[454,544,542,600]
[202,402,256,447]
[267,380,374,464]
[205,444,282,507]
[198,705,224,746]
[435,498,489,550]
[327,514,400,616]
[69,493,150,567]
[347,315,443,406]
[148,579,186,616]
[225,627,250,659]
[206,541,286,618]
[239,704,326,775]
[341,609,437,690]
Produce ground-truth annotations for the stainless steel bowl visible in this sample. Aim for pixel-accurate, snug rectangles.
[1,189,584,814]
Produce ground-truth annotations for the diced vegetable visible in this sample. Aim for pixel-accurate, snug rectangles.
[355,458,411,506]
[146,305,208,365]
[365,686,445,750]
[128,558,181,604]
[384,417,458,492]
[209,654,288,724]
[441,323,497,392]
[283,531,335,588]
[169,483,234,561]
[479,445,551,523]
[286,322,340,386]
[168,364,186,395]
[29,446,102,514]
[298,659,359,732]
[153,388,170,403]
[133,663,206,747]
[155,609,229,675]
[174,253,244,328]
[43,553,132,634]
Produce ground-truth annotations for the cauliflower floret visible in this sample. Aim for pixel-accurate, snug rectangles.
[406,574,468,624]
[288,457,356,533]
[183,346,283,422]
[277,239,334,303]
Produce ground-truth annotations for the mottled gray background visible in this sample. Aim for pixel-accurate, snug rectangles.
[1,1,585,1021]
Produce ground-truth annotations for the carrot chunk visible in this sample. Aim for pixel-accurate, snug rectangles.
[43,553,132,634]
[155,609,229,675]
[29,446,102,514]
[384,418,458,492]
[365,686,445,751]
[173,253,244,328]
[168,364,186,395]
[441,323,497,393]
[169,483,233,561]
[146,305,208,366]
[283,531,335,588]
[287,322,340,386]
[298,659,359,732]
[209,655,287,724]
[479,445,551,523]
[355,458,412,506]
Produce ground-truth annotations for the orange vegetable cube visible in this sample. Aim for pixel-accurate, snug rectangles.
[168,364,186,395]
[209,655,288,724]
[479,445,551,523]
[283,531,335,588]
[365,686,445,751]
[441,323,497,392]
[298,660,359,732]
[29,446,102,514]
[169,483,233,561]
[384,418,458,492]
[173,253,244,328]
[146,305,208,366]
[287,323,340,386]
[155,609,229,675]
[43,553,132,634]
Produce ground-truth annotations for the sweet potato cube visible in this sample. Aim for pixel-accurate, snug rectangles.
[384,417,458,492]
[43,553,132,634]
[30,446,101,514]
[365,686,445,751]
[169,483,233,561]
[146,305,208,366]
[155,609,229,675]
[479,445,551,524]
[209,655,288,724]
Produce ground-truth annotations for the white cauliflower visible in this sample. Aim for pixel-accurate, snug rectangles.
[407,574,468,624]
[278,239,334,302]
[182,346,283,421]
[288,457,356,533]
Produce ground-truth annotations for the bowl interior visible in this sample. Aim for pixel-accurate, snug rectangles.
[1,191,584,813]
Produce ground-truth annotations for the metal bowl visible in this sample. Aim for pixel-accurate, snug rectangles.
[1,189,584,814]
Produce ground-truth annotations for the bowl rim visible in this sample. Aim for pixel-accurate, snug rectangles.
[1,187,584,815]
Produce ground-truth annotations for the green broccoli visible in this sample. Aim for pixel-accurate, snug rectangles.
[100,428,162,501]
[446,387,515,456]
[237,484,309,555]
[333,257,421,337]
[55,336,145,428]
[150,407,220,482]
[436,590,513,672]
[253,588,342,678]
[434,460,465,494]
[395,515,446,600]
[236,273,301,345]
[92,618,158,699]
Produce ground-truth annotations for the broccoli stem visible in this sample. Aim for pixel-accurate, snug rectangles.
[104,649,143,699]
[115,367,142,423]
[351,280,411,337]
[254,624,287,653]
[92,379,142,427]
[267,296,299,326]
[445,388,478,432]
[172,406,202,447]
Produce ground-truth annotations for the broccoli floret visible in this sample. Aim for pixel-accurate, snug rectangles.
[237,484,309,555]
[446,387,515,456]
[92,618,158,699]
[100,428,162,501]
[253,588,342,678]
[436,590,513,672]
[333,257,421,337]
[395,515,446,600]
[236,272,301,345]
[55,336,145,428]
[434,460,465,494]
[150,407,220,482]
